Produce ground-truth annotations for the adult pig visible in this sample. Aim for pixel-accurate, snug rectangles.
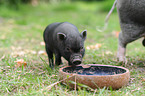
[43,22,87,68]
[116,0,145,62]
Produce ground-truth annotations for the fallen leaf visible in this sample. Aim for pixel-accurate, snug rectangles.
[89,71,95,74]
[142,78,145,82]
[0,55,5,61]
[14,59,27,68]
[130,63,133,66]
[38,50,47,55]
[11,51,26,57]
[40,41,45,46]
[50,75,58,78]
[27,50,37,54]
[105,51,113,55]
[86,43,101,50]
[130,78,135,84]
[115,31,120,38]
[86,46,90,50]
[78,70,83,73]
[112,31,120,38]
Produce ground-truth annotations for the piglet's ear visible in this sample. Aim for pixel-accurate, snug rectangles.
[81,30,87,40]
[57,32,66,41]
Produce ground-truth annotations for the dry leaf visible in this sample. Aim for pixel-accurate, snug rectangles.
[30,50,37,54]
[86,43,101,50]
[112,31,120,38]
[130,63,133,66]
[11,51,26,57]
[50,75,58,78]
[115,31,120,38]
[86,46,90,50]
[78,70,83,73]
[38,50,47,55]
[14,59,27,68]
[40,41,45,46]
[142,78,145,82]
[105,51,113,55]
[0,55,5,61]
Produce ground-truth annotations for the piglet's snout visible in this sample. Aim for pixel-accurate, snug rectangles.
[71,55,82,65]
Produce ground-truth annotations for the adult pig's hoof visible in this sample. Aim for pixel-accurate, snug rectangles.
[117,45,126,63]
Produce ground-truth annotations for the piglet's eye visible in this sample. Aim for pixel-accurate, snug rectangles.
[66,47,71,51]
[80,47,84,49]
[80,47,84,51]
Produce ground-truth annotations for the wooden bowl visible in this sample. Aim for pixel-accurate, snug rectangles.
[59,64,130,90]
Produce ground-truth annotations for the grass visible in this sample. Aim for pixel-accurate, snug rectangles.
[0,1,145,96]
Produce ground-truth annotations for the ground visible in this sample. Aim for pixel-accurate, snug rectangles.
[0,1,145,96]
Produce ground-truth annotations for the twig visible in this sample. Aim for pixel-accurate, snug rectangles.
[32,66,43,71]
[46,75,75,91]
[6,88,10,93]
[74,75,77,94]
[93,89,98,96]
